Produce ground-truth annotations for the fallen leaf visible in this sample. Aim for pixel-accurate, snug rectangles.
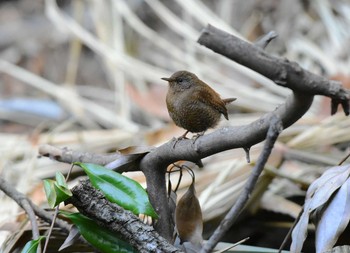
[291,165,350,252]
[59,226,80,251]
[324,245,350,253]
[175,182,203,247]
[315,178,350,253]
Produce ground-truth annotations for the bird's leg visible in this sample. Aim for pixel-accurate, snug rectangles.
[181,130,189,139]
[172,130,189,148]
[192,131,206,144]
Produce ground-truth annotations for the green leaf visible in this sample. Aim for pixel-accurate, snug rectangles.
[60,211,136,253]
[21,236,45,253]
[75,162,158,219]
[55,171,67,187]
[43,179,56,208]
[54,172,72,197]
[43,173,72,208]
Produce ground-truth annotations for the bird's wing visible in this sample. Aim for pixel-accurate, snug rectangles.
[195,83,230,120]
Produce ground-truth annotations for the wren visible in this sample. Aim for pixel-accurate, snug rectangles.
[161,70,236,139]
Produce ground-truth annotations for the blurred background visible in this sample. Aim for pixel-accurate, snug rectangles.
[1,0,350,251]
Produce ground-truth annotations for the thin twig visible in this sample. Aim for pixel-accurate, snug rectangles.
[32,204,70,232]
[200,115,283,253]
[254,31,278,49]
[278,208,303,252]
[215,237,250,253]
[38,144,124,169]
[338,150,350,165]
[43,164,75,253]
[0,176,71,253]
[42,206,59,253]
[0,178,40,241]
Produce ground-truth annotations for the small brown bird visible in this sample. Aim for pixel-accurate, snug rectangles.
[162,70,236,138]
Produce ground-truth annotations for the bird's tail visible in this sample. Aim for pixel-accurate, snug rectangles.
[223,98,237,104]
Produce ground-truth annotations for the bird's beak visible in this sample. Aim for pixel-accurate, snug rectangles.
[161,77,172,82]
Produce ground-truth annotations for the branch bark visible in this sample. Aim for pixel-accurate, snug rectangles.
[39,144,122,167]
[67,180,182,253]
[198,25,349,103]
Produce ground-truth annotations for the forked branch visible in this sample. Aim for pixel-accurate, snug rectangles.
[38,25,350,245]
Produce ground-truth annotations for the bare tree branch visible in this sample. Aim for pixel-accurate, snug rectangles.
[67,180,182,253]
[200,115,283,253]
[139,92,314,240]
[39,144,122,167]
[0,177,40,241]
[139,26,349,240]
[197,25,349,103]
[0,177,71,233]
[254,30,278,49]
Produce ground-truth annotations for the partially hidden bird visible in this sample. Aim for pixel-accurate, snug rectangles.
[161,70,236,139]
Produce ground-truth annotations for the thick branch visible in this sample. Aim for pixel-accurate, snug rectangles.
[140,92,312,168]
[67,180,182,253]
[198,25,349,101]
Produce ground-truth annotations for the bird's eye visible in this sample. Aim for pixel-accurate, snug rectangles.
[177,78,183,83]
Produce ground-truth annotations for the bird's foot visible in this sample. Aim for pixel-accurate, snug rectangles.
[192,131,206,153]
[172,131,189,148]
[192,131,206,145]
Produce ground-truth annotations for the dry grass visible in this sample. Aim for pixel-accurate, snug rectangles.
[0,0,350,248]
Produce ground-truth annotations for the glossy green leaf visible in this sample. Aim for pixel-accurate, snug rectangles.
[21,236,45,253]
[60,211,136,253]
[43,179,56,208]
[43,173,72,208]
[54,172,72,196]
[55,171,68,187]
[75,162,158,218]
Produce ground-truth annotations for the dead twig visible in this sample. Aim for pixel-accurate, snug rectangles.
[200,115,283,253]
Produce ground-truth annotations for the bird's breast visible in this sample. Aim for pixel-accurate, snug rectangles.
[166,91,222,133]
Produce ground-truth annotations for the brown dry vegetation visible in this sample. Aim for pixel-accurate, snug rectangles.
[1,0,350,252]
